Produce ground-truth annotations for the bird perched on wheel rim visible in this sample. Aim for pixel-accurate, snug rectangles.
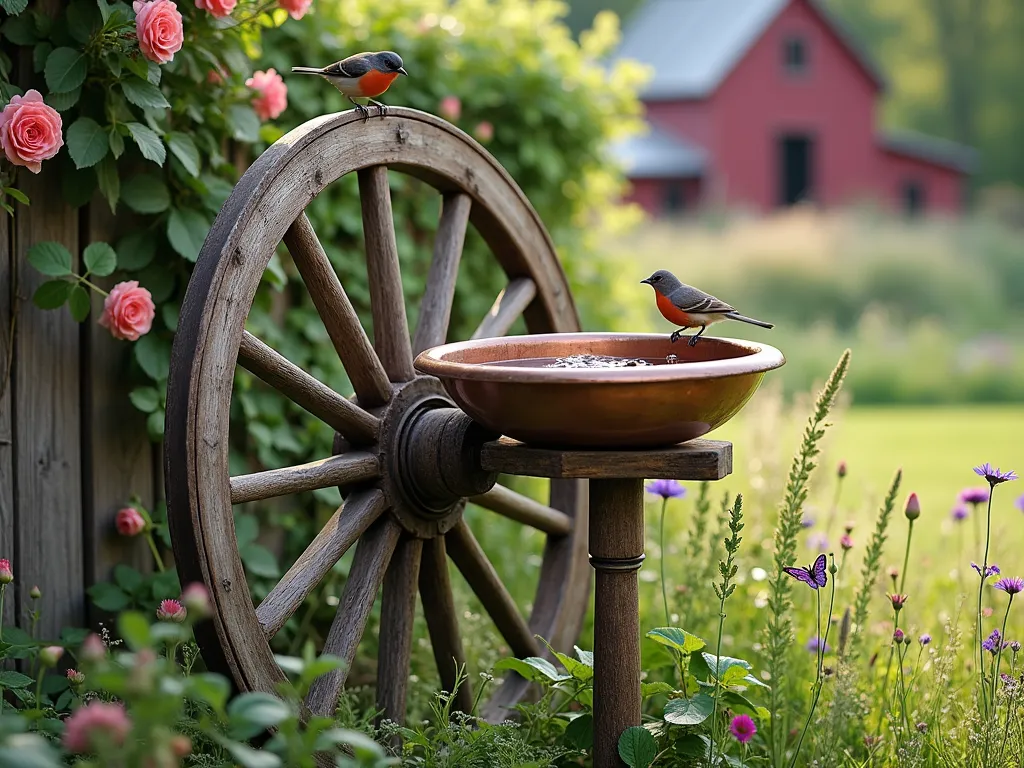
[641,269,774,346]
[291,51,408,119]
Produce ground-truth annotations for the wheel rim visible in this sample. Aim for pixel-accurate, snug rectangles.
[165,108,591,724]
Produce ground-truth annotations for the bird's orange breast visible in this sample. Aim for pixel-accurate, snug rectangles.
[655,292,694,326]
[357,70,399,98]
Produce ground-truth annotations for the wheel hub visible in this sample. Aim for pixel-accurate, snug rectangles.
[370,376,499,538]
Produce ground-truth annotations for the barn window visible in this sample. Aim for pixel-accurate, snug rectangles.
[901,180,925,216]
[662,181,686,215]
[783,36,808,74]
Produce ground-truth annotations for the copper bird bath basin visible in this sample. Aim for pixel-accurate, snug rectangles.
[414,332,785,449]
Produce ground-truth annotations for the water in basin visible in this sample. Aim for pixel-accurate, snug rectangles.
[483,354,681,369]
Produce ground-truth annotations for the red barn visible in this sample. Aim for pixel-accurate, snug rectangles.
[611,0,977,216]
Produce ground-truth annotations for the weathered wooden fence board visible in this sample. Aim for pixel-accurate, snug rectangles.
[0,211,15,631]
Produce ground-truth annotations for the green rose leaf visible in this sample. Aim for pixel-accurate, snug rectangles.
[27,241,72,276]
[135,333,171,381]
[166,132,201,176]
[146,409,165,439]
[0,0,29,14]
[0,671,34,689]
[109,128,125,159]
[228,104,260,142]
[32,41,52,72]
[44,47,87,93]
[117,611,151,651]
[84,242,117,277]
[46,86,81,112]
[239,543,280,578]
[129,386,160,413]
[664,692,715,725]
[126,122,166,166]
[68,284,90,321]
[67,117,109,169]
[32,279,72,309]
[121,175,170,214]
[96,155,120,213]
[87,582,131,612]
[647,627,706,655]
[166,208,209,262]
[187,673,231,714]
[120,76,170,109]
[115,231,156,270]
[618,726,657,768]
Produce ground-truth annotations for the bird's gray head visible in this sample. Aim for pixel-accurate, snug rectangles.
[373,51,408,76]
[640,269,682,295]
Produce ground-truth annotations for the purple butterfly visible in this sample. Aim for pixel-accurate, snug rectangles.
[784,554,828,590]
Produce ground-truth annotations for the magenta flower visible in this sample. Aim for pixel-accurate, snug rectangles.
[888,593,909,611]
[994,577,1024,595]
[972,562,1000,579]
[893,628,905,643]
[959,487,989,505]
[0,558,12,584]
[974,463,1018,486]
[645,479,685,499]
[729,714,757,744]
[904,492,921,520]
[951,505,968,522]
[840,534,853,551]
[156,599,186,623]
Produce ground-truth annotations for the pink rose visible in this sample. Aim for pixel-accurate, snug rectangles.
[115,506,147,536]
[63,702,132,754]
[473,121,493,143]
[245,69,288,121]
[98,281,155,341]
[278,0,312,19]
[194,0,236,17]
[80,633,107,662]
[439,95,461,121]
[133,0,184,65]
[0,90,63,174]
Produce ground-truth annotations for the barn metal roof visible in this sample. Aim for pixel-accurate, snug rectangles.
[613,0,887,100]
[610,124,707,178]
[880,130,979,174]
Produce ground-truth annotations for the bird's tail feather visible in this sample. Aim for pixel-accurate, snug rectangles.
[726,312,774,329]
[290,66,324,75]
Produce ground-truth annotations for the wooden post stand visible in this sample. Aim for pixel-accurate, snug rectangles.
[480,437,733,768]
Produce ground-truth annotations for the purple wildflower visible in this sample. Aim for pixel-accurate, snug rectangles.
[888,593,909,612]
[983,629,1007,655]
[972,562,1000,579]
[800,515,815,528]
[951,505,968,522]
[645,479,685,499]
[1016,494,1024,514]
[806,636,831,654]
[1011,641,1022,654]
[994,577,1024,595]
[974,463,1018,486]
[840,534,854,551]
[959,487,990,505]
[729,714,756,744]
[893,628,905,643]
[919,633,931,646]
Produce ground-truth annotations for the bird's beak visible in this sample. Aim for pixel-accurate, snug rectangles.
[398,67,409,76]
[640,277,651,285]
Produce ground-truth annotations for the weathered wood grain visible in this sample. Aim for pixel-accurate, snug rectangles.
[256,489,386,638]
[238,331,379,444]
[480,438,732,479]
[358,166,415,382]
[471,277,537,340]
[13,165,84,636]
[589,479,645,768]
[229,452,379,505]
[376,535,424,728]
[469,483,572,537]
[283,213,391,406]
[419,536,473,713]
[306,515,401,716]
[446,519,539,659]
[412,192,471,355]
[0,211,14,632]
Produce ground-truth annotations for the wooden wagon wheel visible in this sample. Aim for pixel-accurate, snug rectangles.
[164,108,592,726]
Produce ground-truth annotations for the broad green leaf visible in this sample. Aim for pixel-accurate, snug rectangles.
[228,104,260,142]
[647,627,706,655]
[674,733,712,759]
[742,673,770,689]
[95,155,119,212]
[3,187,29,205]
[121,175,169,214]
[0,671,34,689]
[200,173,234,213]
[221,740,282,768]
[109,128,125,159]
[134,333,171,381]
[618,726,657,768]
[115,231,156,270]
[32,280,71,309]
[31,41,51,72]
[120,76,169,109]
[87,582,131,611]
[641,681,675,698]
[129,387,160,413]
[113,564,144,593]
[28,241,72,276]
[146,409,165,439]
[1,14,36,45]
[126,122,165,166]
[166,207,209,262]
[701,653,751,681]
[322,729,385,758]
[46,86,81,112]
[228,692,292,739]
[720,691,770,719]
[240,544,280,578]
[121,53,149,80]
[663,692,714,725]
[493,656,570,683]
[564,712,593,749]
[187,673,230,713]
[68,284,90,321]
[117,611,150,650]
[234,514,259,548]
[166,132,200,176]
[44,47,87,93]
[83,242,117,277]
[553,649,592,682]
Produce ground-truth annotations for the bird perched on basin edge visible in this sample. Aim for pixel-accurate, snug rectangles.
[641,269,774,346]
[291,51,408,119]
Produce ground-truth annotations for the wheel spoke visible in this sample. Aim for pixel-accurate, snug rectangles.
[469,484,572,537]
[305,515,402,716]
[446,520,540,659]
[230,452,379,505]
[238,331,379,444]
[470,277,537,340]
[358,166,416,382]
[376,535,424,727]
[412,192,472,356]
[284,213,392,407]
[419,536,474,714]
[256,489,387,638]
